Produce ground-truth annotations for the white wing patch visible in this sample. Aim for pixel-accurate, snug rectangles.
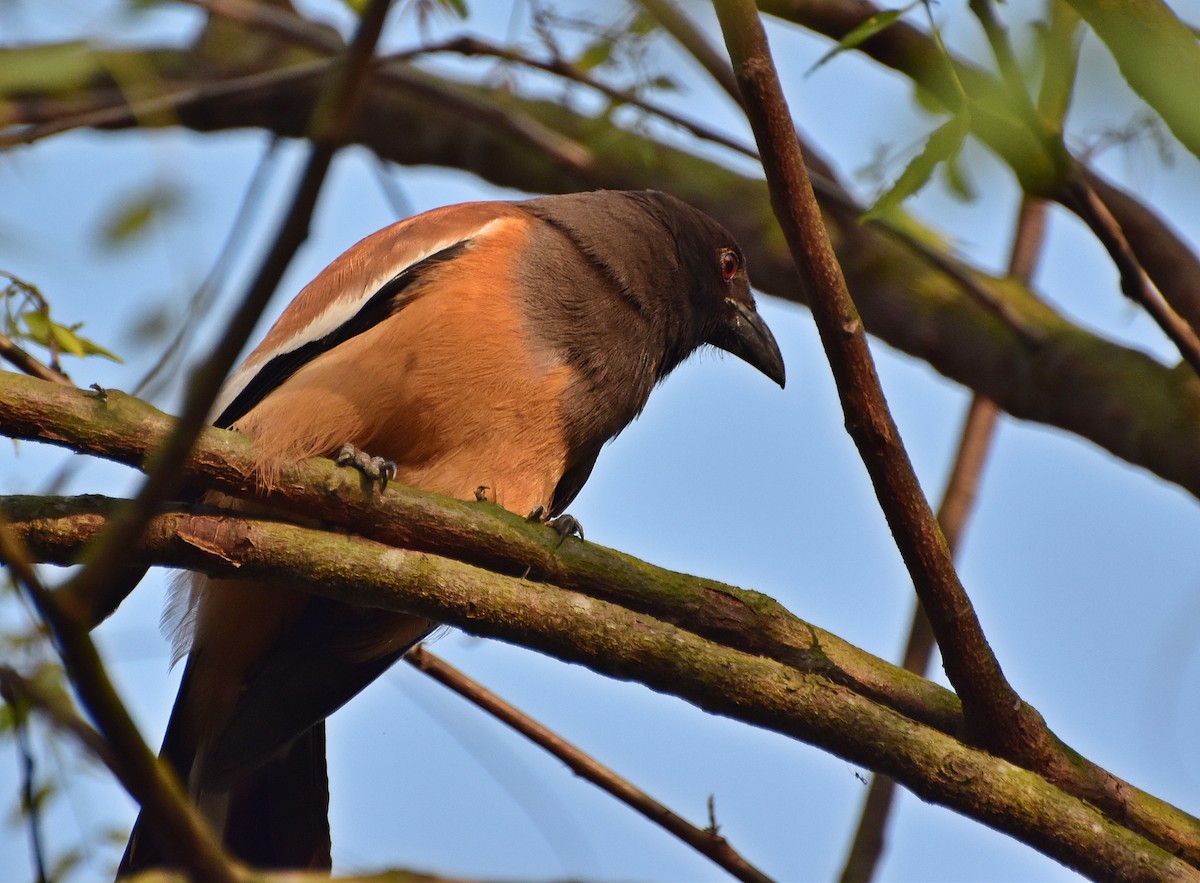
[209,217,508,423]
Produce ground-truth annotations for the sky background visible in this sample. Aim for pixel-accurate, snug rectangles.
[3,0,1200,880]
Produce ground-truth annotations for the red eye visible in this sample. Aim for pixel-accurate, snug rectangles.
[720,249,739,281]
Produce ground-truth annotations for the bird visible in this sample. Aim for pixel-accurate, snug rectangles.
[118,189,785,874]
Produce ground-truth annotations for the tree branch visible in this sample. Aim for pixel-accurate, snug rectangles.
[406,647,772,883]
[759,0,1200,349]
[0,372,960,736]
[4,499,1197,881]
[715,0,1032,761]
[2,381,1200,867]
[839,194,1046,882]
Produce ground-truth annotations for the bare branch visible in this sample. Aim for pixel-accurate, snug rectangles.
[839,195,1047,882]
[714,0,1034,761]
[0,333,71,386]
[406,647,773,883]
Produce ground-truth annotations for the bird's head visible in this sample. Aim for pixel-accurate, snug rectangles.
[626,190,785,389]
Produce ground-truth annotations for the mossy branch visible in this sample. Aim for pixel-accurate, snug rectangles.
[2,496,1196,882]
[2,371,1200,871]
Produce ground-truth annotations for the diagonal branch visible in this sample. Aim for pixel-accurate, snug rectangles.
[714,0,1035,761]
[0,519,232,878]
[406,647,773,883]
[838,194,1046,882]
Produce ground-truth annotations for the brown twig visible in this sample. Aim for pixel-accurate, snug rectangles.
[406,647,774,883]
[636,0,743,102]
[172,0,592,173]
[1064,178,1200,376]
[0,333,71,386]
[838,196,1046,881]
[713,0,1038,759]
[424,34,759,161]
[54,0,396,628]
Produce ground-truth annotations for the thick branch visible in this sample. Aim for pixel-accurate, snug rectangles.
[4,502,1196,882]
[0,372,959,735]
[3,379,1200,866]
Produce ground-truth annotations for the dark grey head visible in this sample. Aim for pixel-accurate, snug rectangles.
[519,189,786,389]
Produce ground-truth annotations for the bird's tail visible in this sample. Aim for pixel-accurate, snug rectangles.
[116,663,332,876]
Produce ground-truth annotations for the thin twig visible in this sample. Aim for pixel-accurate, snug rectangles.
[0,518,232,879]
[1065,178,1200,376]
[54,0,396,628]
[174,0,592,172]
[838,194,1047,881]
[133,137,284,401]
[636,0,742,103]
[0,333,71,385]
[406,646,774,883]
[424,34,758,160]
[7,694,49,883]
[713,0,1041,761]
[0,666,116,770]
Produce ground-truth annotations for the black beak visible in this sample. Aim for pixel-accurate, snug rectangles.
[708,299,786,388]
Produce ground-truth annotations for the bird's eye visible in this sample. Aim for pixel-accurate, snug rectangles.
[720,249,739,281]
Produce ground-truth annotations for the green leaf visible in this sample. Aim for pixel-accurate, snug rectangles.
[19,310,52,347]
[629,10,660,37]
[48,322,87,357]
[576,39,614,73]
[440,0,469,18]
[0,43,101,96]
[944,149,977,202]
[19,312,122,362]
[863,111,971,221]
[96,185,183,249]
[807,3,918,76]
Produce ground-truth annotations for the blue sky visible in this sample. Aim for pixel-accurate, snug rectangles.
[3,1,1200,880]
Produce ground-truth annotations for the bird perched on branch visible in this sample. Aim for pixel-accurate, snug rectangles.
[119,189,785,874]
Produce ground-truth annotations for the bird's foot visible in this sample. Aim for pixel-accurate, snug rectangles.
[526,505,584,544]
[335,443,397,492]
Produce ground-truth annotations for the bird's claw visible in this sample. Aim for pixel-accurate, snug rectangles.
[526,505,584,545]
[336,443,397,492]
